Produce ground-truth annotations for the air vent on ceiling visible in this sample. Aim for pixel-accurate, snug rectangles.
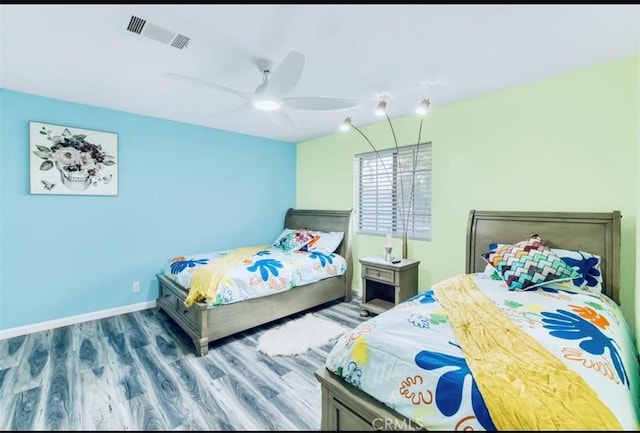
[125,15,190,50]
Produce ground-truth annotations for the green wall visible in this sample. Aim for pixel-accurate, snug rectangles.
[636,50,640,347]
[297,54,639,337]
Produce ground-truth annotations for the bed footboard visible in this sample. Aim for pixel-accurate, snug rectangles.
[157,272,349,357]
[315,367,424,431]
[156,273,210,356]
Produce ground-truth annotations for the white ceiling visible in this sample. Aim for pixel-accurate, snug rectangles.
[1,4,638,143]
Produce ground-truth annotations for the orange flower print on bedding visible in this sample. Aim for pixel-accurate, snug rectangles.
[455,416,481,431]
[562,347,621,384]
[344,323,377,346]
[394,301,417,311]
[570,304,610,329]
[312,261,335,273]
[305,234,321,249]
[399,375,433,405]
[268,276,288,291]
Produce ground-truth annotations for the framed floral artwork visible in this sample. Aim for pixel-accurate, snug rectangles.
[29,121,118,196]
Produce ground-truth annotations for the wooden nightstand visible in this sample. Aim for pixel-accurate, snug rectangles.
[359,256,420,317]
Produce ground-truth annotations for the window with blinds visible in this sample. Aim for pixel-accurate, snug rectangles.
[354,143,432,240]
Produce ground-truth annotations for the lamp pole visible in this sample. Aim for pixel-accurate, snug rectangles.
[343,98,429,259]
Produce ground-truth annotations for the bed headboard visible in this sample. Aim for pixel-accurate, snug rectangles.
[466,210,622,303]
[284,208,354,297]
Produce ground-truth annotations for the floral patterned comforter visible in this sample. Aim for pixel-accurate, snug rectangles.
[325,273,640,430]
[164,246,347,308]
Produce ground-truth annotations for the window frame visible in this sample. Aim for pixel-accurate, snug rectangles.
[354,142,432,241]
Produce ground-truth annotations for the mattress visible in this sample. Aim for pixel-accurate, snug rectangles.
[324,272,640,430]
[164,246,347,308]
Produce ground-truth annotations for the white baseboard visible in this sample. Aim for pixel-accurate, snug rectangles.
[0,300,157,341]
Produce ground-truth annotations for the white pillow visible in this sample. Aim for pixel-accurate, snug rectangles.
[302,231,344,255]
[272,228,293,246]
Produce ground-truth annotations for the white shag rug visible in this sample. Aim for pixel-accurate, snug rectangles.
[256,313,349,356]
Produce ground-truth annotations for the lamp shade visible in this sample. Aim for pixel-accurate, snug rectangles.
[340,116,352,131]
[375,100,387,116]
[416,98,430,116]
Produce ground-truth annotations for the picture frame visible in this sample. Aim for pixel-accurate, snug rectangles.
[29,121,118,196]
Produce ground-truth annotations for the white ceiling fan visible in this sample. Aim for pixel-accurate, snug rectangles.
[164,50,359,129]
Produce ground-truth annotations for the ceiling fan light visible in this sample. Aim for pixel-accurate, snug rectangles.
[375,100,387,116]
[253,99,281,111]
[340,116,352,131]
[416,98,430,116]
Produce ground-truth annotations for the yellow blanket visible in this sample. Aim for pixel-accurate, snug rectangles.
[432,274,621,430]
[185,245,267,307]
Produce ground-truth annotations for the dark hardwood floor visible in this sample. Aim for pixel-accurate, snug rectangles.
[0,298,365,430]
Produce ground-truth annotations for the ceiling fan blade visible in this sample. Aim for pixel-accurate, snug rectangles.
[254,80,269,95]
[202,101,252,120]
[163,72,250,99]
[267,109,296,130]
[282,96,359,111]
[265,51,305,96]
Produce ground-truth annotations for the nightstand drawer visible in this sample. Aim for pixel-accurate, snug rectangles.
[362,265,396,284]
[359,256,420,317]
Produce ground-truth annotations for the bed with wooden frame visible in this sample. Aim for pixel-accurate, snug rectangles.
[156,208,353,357]
[315,209,623,431]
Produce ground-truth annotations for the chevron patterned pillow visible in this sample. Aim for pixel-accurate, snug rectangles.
[481,235,581,291]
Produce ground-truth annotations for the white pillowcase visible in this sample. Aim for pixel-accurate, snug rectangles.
[303,231,344,255]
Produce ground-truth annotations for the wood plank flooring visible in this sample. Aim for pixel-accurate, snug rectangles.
[0,298,366,430]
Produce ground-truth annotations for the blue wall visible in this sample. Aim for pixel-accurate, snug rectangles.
[0,90,296,330]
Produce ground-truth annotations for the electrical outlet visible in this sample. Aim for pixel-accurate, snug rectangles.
[132,281,140,293]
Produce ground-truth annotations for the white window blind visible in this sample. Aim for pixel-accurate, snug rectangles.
[354,143,432,240]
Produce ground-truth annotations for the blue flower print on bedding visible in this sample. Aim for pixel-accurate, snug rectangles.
[246,258,284,281]
[408,314,430,329]
[557,251,601,289]
[337,361,362,388]
[215,286,234,305]
[169,257,209,274]
[541,306,629,388]
[415,348,495,431]
[406,290,437,304]
[309,251,334,267]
